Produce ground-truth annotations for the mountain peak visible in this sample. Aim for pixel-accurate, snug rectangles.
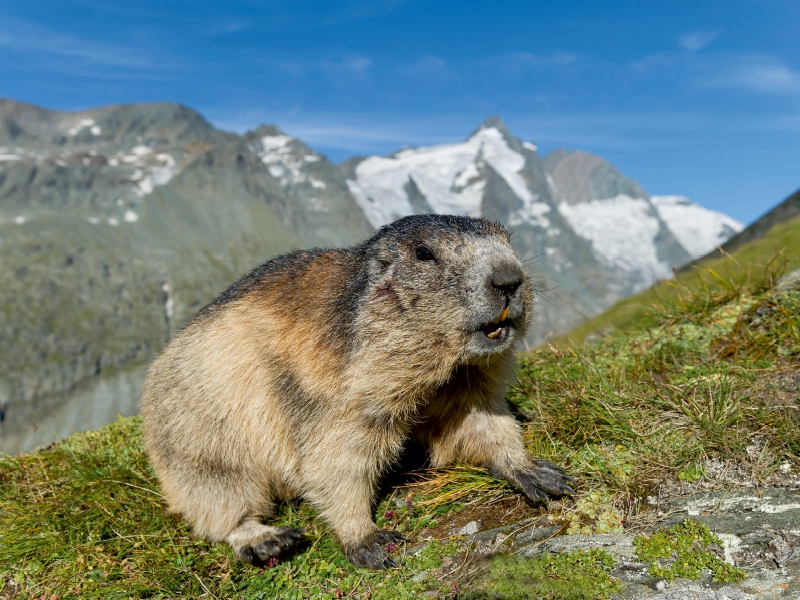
[480,115,509,131]
[246,124,287,139]
[468,115,514,141]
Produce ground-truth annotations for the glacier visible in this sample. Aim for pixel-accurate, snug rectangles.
[651,195,744,259]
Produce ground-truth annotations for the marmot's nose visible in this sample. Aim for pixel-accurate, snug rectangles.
[490,265,524,297]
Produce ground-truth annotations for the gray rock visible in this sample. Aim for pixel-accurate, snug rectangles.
[450,489,800,599]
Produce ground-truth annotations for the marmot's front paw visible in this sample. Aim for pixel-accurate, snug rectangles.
[512,460,575,503]
[345,529,407,570]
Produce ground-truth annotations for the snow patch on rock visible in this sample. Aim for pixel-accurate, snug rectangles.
[258,134,316,187]
[131,145,152,156]
[67,119,100,137]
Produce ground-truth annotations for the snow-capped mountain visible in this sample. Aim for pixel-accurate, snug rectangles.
[242,124,372,247]
[542,148,691,285]
[345,123,548,229]
[341,117,742,342]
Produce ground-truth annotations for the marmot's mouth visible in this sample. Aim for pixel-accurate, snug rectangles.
[480,307,512,340]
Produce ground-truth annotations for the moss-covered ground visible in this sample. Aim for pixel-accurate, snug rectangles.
[465,547,623,600]
[1,251,798,598]
[633,520,746,584]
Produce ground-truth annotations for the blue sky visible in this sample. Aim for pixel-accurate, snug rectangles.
[1,1,798,224]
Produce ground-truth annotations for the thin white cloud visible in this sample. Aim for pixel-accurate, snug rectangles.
[631,46,800,96]
[259,54,373,77]
[46,0,415,31]
[631,52,676,71]
[397,55,455,81]
[221,21,251,33]
[209,108,697,157]
[286,0,418,29]
[476,51,579,74]
[774,114,800,133]
[405,55,447,71]
[281,123,440,152]
[206,0,418,32]
[208,104,800,165]
[699,55,800,94]
[511,111,710,151]
[679,29,721,52]
[0,16,159,68]
[208,109,471,154]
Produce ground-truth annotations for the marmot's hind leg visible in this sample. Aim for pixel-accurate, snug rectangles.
[157,464,303,565]
[226,516,305,565]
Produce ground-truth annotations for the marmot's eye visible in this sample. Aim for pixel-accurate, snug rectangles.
[415,247,435,261]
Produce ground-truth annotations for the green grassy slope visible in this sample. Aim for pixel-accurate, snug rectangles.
[1,243,798,598]
[555,213,800,347]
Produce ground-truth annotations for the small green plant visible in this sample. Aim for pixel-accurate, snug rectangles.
[467,548,623,600]
[565,491,625,535]
[634,520,746,584]
[677,463,706,483]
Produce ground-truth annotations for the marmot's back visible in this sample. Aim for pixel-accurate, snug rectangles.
[141,214,573,569]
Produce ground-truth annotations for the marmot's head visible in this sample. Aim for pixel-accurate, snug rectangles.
[361,214,532,359]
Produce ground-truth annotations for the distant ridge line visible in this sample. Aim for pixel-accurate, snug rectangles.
[681,187,800,271]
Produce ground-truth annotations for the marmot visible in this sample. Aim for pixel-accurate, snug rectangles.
[141,214,573,570]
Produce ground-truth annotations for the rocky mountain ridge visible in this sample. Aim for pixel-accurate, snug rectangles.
[0,99,742,452]
[0,99,372,452]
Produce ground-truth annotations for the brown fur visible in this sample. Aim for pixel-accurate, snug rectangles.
[141,214,573,570]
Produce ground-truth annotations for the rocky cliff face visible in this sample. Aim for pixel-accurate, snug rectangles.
[0,101,742,452]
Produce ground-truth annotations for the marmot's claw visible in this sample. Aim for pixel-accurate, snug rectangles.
[346,529,405,569]
[280,526,307,542]
[534,459,566,474]
[373,529,408,545]
[514,464,575,502]
[384,555,399,569]
[346,542,390,570]
[236,526,305,564]
[349,545,387,570]
[522,486,550,505]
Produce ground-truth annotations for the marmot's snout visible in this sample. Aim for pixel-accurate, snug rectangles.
[462,241,531,356]
[489,262,525,298]
[479,260,526,341]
